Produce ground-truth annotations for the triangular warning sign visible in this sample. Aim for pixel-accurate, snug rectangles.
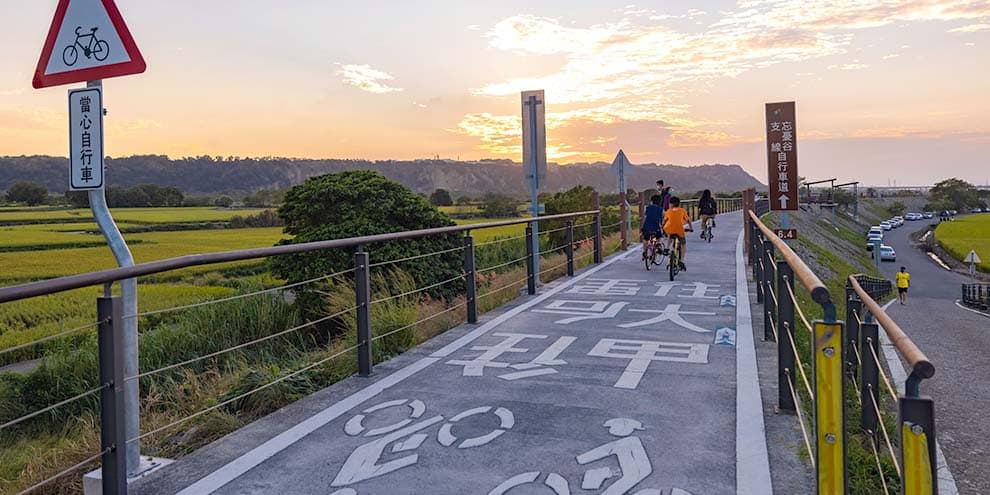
[32,0,145,89]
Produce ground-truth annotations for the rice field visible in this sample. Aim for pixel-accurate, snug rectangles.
[0,206,269,225]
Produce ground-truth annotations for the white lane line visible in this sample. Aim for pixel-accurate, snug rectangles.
[953,299,990,318]
[878,300,960,495]
[734,228,773,494]
[177,245,639,495]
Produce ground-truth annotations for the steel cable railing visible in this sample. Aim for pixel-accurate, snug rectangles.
[0,318,106,356]
[477,278,528,300]
[370,301,468,344]
[128,267,357,319]
[785,371,815,469]
[369,272,465,305]
[784,282,815,334]
[124,306,359,383]
[869,438,892,495]
[538,244,569,257]
[127,342,361,446]
[368,246,465,268]
[477,255,530,273]
[868,390,902,479]
[14,448,111,495]
[473,233,528,247]
[867,339,899,401]
[0,383,107,432]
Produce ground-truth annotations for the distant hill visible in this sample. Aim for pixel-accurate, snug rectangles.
[0,155,764,198]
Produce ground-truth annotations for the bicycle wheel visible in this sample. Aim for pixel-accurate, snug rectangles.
[94,40,110,61]
[62,45,78,66]
[644,244,653,271]
[706,228,712,243]
[669,239,679,281]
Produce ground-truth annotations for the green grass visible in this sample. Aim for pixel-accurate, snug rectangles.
[0,207,269,225]
[936,213,990,272]
[454,218,527,242]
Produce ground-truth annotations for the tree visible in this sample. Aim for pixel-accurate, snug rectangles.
[270,171,463,322]
[429,188,453,207]
[926,178,981,212]
[214,195,234,207]
[64,190,90,208]
[480,193,519,218]
[5,181,48,205]
[543,186,620,248]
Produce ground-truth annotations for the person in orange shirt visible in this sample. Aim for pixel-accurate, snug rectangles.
[662,196,694,271]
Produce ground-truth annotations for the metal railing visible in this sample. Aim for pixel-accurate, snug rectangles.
[0,202,610,495]
[961,283,989,310]
[746,210,939,494]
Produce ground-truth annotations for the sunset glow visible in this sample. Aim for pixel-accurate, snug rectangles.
[1,0,989,185]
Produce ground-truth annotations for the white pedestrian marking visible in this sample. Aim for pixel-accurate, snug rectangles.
[618,304,715,332]
[588,339,709,389]
[567,278,647,296]
[533,300,628,324]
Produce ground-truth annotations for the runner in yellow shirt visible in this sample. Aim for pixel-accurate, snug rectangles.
[895,266,910,305]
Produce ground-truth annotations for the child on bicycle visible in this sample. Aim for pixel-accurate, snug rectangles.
[641,194,664,260]
[662,196,694,270]
[698,189,717,238]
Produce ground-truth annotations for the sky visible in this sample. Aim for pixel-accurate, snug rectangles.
[1,0,989,187]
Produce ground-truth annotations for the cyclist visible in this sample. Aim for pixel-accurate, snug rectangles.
[641,194,664,260]
[662,196,693,270]
[655,180,672,214]
[698,189,717,238]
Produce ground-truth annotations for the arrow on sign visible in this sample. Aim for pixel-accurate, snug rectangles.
[778,194,789,209]
[964,250,982,264]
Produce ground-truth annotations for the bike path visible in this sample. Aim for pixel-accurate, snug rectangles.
[135,212,770,495]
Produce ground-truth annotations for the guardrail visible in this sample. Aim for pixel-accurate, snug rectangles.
[746,210,939,494]
[961,283,989,310]
[0,203,615,495]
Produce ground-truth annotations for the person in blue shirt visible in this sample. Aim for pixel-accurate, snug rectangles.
[641,194,664,259]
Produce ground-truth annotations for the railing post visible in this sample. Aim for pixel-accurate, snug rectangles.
[97,296,127,495]
[812,319,847,494]
[354,250,373,377]
[764,239,776,342]
[620,201,628,251]
[777,265,796,412]
[860,322,880,434]
[755,233,765,304]
[464,234,477,324]
[638,192,645,227]
[566,220,575,277]
[525,224,537,295]
[845,290,862,378]
[592,191,603,264]
[900,396,938,495]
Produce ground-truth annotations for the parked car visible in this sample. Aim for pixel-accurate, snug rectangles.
[923,212,934,219]
[949,210,958,216]
[868,227,883,237]
[880,221,892,231]
[972,208,984,214]
[879,245,896,261]
[892,217,904,227]
[906,213,923,221]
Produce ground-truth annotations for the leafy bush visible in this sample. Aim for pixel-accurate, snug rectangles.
[5,182,48,206]
[229,210,282,228]
[429,188,453,207]
[543,186,619,248]
[480,193,520,218]
[270,171,464,322]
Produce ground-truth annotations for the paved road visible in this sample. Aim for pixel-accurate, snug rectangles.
[876,218,989,495]
[135,213,775,495]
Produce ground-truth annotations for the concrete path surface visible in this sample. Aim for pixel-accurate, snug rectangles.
[135,212,772,495]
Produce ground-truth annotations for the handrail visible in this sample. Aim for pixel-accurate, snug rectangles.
[848,275,935,380]
[0,210,599,304]
[747,210,830,304]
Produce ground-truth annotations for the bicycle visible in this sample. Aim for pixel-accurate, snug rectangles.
[643,232,668,271]
[667,235,682,281]
[63,26,110,67]
[701,223,714,243]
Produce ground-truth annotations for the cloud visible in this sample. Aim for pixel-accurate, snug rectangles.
[948,23,990,32]
[882,53,901,59]
[336,64,403,94]
[454,0,990,159]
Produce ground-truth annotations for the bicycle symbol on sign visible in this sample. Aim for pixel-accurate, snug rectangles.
[63,26,110,66]
[329,398,515,495]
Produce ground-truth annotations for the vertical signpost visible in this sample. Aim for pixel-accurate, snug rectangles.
[34,0,148,484]
[610,149,632,238]
[766,102,799,234]
[522,90,547,282]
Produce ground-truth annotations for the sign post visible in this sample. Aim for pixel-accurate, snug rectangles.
[766,102,799,234]
[34,0,149,480]
[965,250,982,284]
[522,90,546,282]
[610,149,633,236]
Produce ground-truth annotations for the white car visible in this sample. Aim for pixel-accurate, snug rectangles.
[879,245,896,261]
[868,227,883,237]
[880,222,892,231]
[906,213,923,221]
[866,233,883,250]
[923,212,934,219]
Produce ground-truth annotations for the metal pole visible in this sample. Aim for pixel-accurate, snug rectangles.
[528,95,541,282]
[98,296,127,495]
[845,290,862,378]
[87,79,140,472]
[464,235,477,324]
[592,191,602,263]
[620,201,628,250]
[565,221,575,277]
[812,320,847,494]
[355,250,373,376]
[860,322,880,434]
[777,265,796,412]
[755,234,765,304]
[764,239,776,342]
[899,396,939,494]
[525,225,536,295]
